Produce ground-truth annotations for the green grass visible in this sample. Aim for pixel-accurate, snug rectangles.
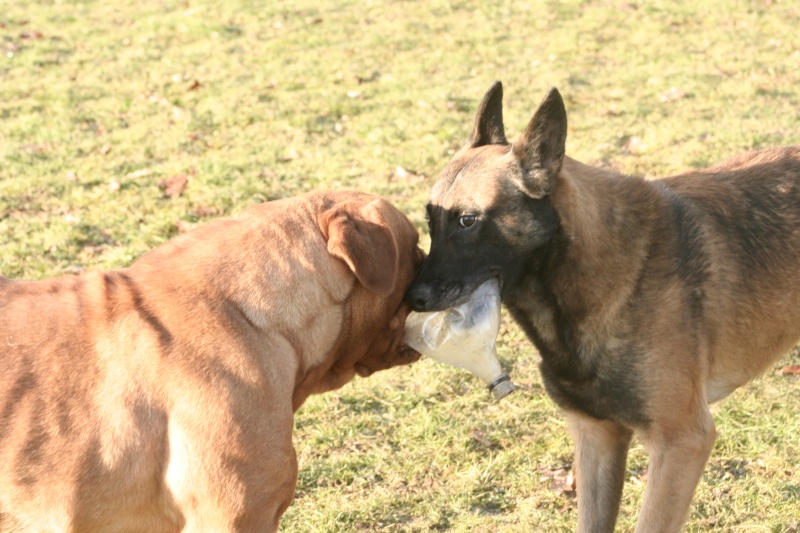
[2,0,800,531]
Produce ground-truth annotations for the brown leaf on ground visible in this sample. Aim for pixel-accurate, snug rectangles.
[187,80,202,92]
[780,365,800,375]
[159,173,189,199]
[659,87,686,102]
[356,70,380,84]
[21,142,55,154]
[394,166,425,182]
[621,135,646,154]
[191,204,220,218]
[468,429,495,449]
[538,467,577,496]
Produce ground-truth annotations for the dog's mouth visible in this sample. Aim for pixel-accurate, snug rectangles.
[492,273,504,294]
[464,274,503,304]
[354,344,421,378]
[407,269,504,312]
[439,273,504,310]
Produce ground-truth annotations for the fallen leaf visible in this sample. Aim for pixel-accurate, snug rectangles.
[187,80,202,92]
[191,205,220,218]
[159,173,189,199]
[621,135,646,154]
[629,468,648,485]
[606,103,623,116]
[395,166,425,181]
[21,142,55,153]
[356,70,380,84]
[566,469,576,491]
[780,365,800,375]
[539,467,577,496]
[659,87,686,102]
[99,144,112,155]
[468,429,495,448]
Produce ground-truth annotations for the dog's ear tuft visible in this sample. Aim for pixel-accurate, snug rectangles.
[468,81,508,147]
[512,87,567,198]
[322,200,399,297]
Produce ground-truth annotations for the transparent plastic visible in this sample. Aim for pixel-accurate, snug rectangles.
[404,279,516,400]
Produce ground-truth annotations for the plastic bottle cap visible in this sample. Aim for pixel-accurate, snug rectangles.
[488,375,517,400]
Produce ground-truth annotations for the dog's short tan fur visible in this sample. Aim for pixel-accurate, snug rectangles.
[406,82,800,532]
[0,190,422,532]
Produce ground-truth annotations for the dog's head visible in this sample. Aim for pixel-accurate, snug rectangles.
[304,193,424,399]
[406,82,566,311]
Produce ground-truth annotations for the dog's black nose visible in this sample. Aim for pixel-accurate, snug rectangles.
[405,283,434,312]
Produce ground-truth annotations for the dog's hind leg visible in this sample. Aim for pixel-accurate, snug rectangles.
[567,413,634,533]
[634,405,716,533]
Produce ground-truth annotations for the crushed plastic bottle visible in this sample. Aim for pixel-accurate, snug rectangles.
[404,279,516,400]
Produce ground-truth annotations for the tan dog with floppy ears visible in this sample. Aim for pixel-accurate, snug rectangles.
[0,190,423,532]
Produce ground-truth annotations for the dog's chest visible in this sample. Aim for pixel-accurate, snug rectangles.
[506,287,649,427]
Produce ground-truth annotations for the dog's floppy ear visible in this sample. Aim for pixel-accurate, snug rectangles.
[512,87,567,198]
[322,199,399,297]
[468,80,508,147]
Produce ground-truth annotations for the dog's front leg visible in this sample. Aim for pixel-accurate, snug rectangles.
[567,413,634,533]
[634,407,716,533]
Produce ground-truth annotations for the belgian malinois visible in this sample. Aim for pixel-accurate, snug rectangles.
[406,81,800,532]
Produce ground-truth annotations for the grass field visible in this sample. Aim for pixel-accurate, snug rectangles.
[2,0,800,531]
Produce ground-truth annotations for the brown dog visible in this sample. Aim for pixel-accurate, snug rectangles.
[0,190,422,532]
[406,81,800,532]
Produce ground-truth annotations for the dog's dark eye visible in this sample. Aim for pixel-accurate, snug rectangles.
[459,214,477,228]
[424,213,432,232]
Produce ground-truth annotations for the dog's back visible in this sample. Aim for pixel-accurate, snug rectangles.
[0,271,183,532]
[655,146,800,400]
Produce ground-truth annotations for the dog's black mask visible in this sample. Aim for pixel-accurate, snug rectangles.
[406,81,567,312]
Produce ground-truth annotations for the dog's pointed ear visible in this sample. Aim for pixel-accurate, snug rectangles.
[321,199,399,297]
[512,87,567,198]
[468,81,508,147]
